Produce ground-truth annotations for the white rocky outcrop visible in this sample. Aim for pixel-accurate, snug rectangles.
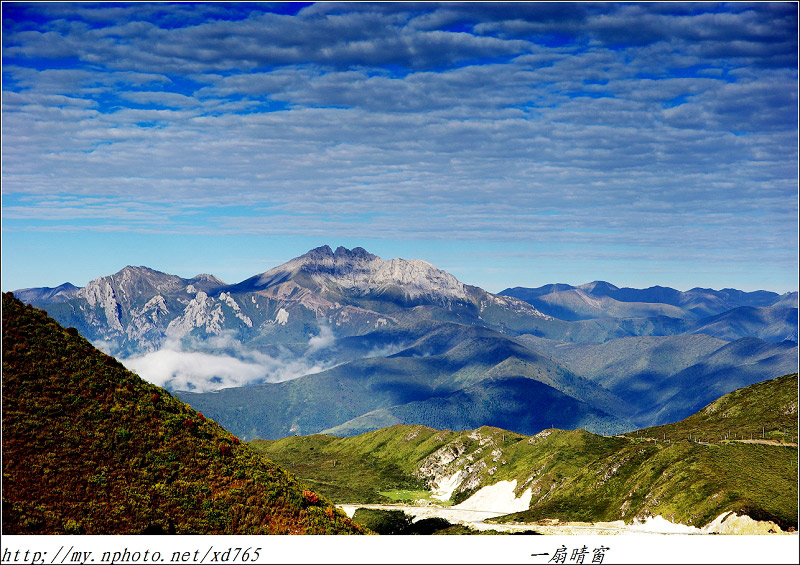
[274,308,289,325]
[77,266,191,337]
[77,279,124,333]
[701,511,787,534]
[219,292,253,327]
[165,291,225,338]
[628,512,787,535]
[124,295,170,350]
[431,472,465,501]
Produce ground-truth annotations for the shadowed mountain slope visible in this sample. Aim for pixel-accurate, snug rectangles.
[11,282,80,303]
[502,282,787,315]
[322,376,628,437]
[518,288,692,322]
[691,306,798,343]
[177,323,632,440]
[1,293,363,535]
[515,334,798,427]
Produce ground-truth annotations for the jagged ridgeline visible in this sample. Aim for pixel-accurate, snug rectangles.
[1,293,363,534]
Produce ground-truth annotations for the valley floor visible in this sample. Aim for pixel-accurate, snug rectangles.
[338,504,795,535]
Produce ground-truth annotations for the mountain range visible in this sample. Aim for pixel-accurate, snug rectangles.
[14,246,553,358]
[501,280,796,318]
[11,245,798,440]
[501,282,797,342]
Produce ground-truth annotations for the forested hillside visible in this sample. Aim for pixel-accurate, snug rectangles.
[1,293,363,535]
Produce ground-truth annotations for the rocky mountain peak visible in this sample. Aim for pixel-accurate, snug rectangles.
[118,265,157,275]
[297,245,379,269]
[334,245,376,261]
[245,245,468,302]
[77,266,186,307]
[301,245,334,260]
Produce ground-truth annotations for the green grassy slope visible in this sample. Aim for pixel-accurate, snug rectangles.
[252,425,467,503]
[251,428,440,503]
[1,293,363,535]
[251,426,633,505]
[251,375,798,530]
[495,437,797,530]
[627,373,798,443]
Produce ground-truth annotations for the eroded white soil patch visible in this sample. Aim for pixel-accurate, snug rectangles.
[431,471,462,501]
[453,479,532,514]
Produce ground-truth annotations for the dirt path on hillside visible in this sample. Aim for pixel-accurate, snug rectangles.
[733,439,797,447]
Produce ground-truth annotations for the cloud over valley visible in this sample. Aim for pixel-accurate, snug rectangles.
[119,332,332,393]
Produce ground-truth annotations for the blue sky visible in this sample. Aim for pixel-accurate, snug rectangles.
[2,2,798,294]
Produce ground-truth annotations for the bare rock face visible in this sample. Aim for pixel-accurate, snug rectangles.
[12,246,549,362]
[252,245,470,304]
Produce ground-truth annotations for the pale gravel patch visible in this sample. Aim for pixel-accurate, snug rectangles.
[453,479,532,514]
[338,504,794,535]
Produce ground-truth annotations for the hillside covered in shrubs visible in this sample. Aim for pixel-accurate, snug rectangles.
[1,293,363,534]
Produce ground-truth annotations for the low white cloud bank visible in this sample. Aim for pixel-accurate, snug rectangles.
[120,331,332,392]
[92,339,121,356]
[308,324,335,351]
[122,348,269,392]
[364,342,408,359]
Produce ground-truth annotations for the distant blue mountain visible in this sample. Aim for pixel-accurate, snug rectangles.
[500,283,798,341]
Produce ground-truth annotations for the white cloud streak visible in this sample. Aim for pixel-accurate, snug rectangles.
[119,331,336,393]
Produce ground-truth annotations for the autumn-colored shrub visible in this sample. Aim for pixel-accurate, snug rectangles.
[302,490,319,505]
